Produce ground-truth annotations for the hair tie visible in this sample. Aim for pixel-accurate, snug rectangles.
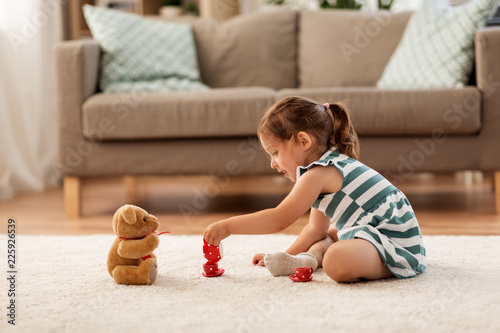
[323,103,330,110]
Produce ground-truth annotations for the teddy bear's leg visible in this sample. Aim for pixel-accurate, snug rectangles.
[112,258,157,285]
[145,257,158,284]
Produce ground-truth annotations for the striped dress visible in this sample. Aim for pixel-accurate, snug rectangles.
[297,148,426,279]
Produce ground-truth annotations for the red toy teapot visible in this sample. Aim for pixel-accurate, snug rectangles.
[202,239,224,277]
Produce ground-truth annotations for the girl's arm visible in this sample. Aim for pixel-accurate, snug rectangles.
[285,208,331,255]
[203,166,342,245]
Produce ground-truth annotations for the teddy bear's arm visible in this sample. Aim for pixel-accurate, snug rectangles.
[117,234,159,259]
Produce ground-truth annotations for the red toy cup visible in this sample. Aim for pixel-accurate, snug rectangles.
[295,267,313,279]
[203,263,219,276]
[289,266,313,282]
[203,239,223,264]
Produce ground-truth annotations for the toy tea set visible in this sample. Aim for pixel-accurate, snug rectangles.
[202,238,225,277]
[107,204,313,285]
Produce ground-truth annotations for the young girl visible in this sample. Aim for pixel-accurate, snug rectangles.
[203,96,426,282]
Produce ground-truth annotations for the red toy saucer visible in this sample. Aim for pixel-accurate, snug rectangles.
[289,274,312,282]
[203,268,225,277]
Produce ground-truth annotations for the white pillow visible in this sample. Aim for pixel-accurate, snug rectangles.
[83,5,208,93]
[377,0,499,89]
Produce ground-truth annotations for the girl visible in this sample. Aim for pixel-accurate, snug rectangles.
[204,96,426,282]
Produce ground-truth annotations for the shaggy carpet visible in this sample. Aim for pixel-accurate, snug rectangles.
[0,234,499,333]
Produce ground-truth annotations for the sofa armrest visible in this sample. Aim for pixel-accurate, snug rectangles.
[53,40,100,177]
[475,27,500,170]
[54,39,100,100]
[476,27,500,96]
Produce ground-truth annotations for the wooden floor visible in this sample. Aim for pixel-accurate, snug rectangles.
[1,172,500,236]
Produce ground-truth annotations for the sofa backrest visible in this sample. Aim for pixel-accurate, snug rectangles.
[299,10,412,88]
[190,10,298,90]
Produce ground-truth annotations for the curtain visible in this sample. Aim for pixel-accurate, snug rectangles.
[0,0,62,200]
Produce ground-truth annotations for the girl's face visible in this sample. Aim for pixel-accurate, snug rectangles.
[260,134,311,182]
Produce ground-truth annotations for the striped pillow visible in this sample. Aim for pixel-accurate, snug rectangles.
[377,0,499,89]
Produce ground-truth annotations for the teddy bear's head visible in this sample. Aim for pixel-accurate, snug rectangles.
[112,204,159,239]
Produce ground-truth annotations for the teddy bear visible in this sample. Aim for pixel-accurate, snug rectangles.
[107,204,160,285]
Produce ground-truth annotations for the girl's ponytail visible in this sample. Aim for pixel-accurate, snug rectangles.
[326,103,360,160]
[258,96,360,160]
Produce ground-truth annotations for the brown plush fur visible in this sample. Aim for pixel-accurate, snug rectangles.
[107,204,160,285]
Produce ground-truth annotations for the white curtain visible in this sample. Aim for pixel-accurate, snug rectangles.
[0,0,62,200]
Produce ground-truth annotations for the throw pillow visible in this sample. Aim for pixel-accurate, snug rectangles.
[189,10,298,89]
[377,0,499,90]
[82,5,208,93]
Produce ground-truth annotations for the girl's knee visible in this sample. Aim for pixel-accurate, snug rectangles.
[322,245,355,283]
[327,226,339,242]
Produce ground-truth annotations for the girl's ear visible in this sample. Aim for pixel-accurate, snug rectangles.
[296,131,313,150]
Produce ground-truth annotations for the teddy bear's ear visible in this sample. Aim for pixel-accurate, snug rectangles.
[121,205,138,225]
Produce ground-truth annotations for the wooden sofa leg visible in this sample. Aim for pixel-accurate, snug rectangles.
[124,176,139,205]
[495,172,500,214]
[64,176,81,219]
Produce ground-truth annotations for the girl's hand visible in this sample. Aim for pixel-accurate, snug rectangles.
[203,220,231,246]
[252,253,266,266]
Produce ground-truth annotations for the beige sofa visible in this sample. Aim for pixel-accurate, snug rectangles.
[55,10,500,217]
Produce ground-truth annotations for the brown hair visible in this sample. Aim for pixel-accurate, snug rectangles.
[257,96,360,159]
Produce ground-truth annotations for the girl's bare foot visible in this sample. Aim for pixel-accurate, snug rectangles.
[252,253,266,266]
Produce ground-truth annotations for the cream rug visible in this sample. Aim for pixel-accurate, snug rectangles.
[0,234,499,333]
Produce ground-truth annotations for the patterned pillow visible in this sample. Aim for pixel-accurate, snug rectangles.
[377,0,498,89]
[82,5,208,93]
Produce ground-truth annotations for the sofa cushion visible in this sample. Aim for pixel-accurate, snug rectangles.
[277,87,481,136]
[82,88,275,141]
[299,10,411,88]
[82,5,207,93]
[189,10,298,90]
[377,0,498,89]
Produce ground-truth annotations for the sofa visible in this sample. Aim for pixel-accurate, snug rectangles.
[54,9,500,218]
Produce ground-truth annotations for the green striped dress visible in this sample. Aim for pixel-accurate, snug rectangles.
[298,148,426,279]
